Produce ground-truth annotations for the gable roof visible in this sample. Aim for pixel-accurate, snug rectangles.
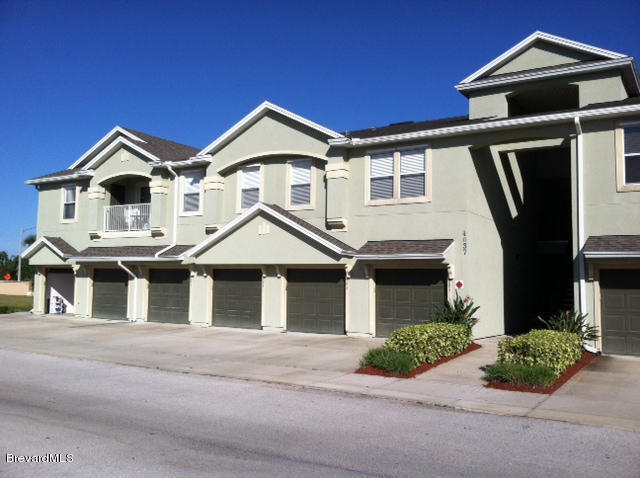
[21,236,79,260]
[459,31,627,85]
[356,239,453,259]
[198,101,341,156]
[185,202,355,258]
[72,244,192,261]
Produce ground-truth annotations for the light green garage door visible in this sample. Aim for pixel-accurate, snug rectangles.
[93,269,128,320]
[287,269,345,334]
[148,269,190,324]
[600,269,640,356]
[213,269,262,329]
[376,269,447,338]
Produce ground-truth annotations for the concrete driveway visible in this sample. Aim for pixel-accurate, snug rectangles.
[1,313,639,432]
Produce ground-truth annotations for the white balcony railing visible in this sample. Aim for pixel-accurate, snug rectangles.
[104,203,151,233]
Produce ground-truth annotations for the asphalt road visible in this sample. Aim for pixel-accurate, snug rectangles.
[1,349,638,478]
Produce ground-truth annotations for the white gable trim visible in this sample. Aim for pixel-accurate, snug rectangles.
[68,126,146,169]
[21,237,66,260]
[198,101,341,156]
[217,150,329,175]
[25,170,94,185]
[459,31,626,85]
[185,203,345,257]
[82,137,161,170]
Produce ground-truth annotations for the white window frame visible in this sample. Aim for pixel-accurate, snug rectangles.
[364,145,432,206]
[180,169,204,216]
[286,158,315,210]
[616,122,640,192]
[236,164,264,213]
[60,183,79,223]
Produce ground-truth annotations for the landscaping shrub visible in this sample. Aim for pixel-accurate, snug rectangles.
[0,305,32,314]
[359,347,415,375]
[538,310,599,342]
[484,362,556,388]
[498,329,582,377]
[385,323,472,366]
[432,293,479,331]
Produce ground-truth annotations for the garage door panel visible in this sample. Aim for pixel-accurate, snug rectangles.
[148,269,190,324]
[601,269,640,356]
[213,269,262,329]
[376,269,446,338]
[287,269,345,334]
[93,269,128,320]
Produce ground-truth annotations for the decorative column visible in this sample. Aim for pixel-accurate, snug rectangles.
[325,159,349,230]
[150,179,168,237]
[87,186,105,239]
[203,175,224,234]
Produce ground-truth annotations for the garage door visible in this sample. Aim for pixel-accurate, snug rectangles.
[148,269,190,324]
[376,269,447,337]
[213,269,262,329]
[600,269,640,356]
[287,269,345,334]
[93,269,128,320]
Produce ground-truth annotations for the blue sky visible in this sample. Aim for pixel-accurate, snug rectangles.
[1,0,638,254]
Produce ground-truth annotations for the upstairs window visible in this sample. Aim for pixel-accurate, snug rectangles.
[370,153,394,200]
[241,164,261,209]
[368,148,429,204]
[182,170,203,214]
[289,159,312,208]
[624,126,640,185]
[62,184,77,221]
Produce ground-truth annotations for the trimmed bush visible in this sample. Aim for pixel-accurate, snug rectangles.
[360,347,415,375]
[385,323,472,366]
[498,329,582,377]
[485,363,556,388]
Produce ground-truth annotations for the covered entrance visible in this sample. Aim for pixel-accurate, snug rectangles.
[287,269,345,334]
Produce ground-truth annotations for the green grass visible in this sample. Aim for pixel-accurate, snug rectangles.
[0,294,33,314]
[485,362,557,388]
[360,347,416,375]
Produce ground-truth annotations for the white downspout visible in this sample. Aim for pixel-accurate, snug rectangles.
[155,164,178,258]
[574,117,597,353]
[117,260,137,322]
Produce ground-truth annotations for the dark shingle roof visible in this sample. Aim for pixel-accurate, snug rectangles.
[44,236,79,256]
[584,235,640,254]
[345,116,471,139]
[266,204,356,253]
[74,245,192,258]
[356,239,453,256]
[28,168,90,182]
[120,127,200,162]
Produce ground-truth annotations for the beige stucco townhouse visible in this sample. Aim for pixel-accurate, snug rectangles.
[22,32,640,355]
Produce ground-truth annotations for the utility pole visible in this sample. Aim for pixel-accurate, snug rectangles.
[17,226,36,282]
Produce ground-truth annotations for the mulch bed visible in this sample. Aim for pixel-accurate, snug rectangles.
[355,342,482,379]
[484,351,598,395]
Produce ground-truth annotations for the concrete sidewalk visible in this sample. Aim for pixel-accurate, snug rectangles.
[1,313,639,432]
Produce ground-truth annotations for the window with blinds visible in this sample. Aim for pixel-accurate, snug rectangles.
[370,153,394,200]
[290,159,312,206]
[182,170,203,213]
[62,184,76,220]
[400,149,426,198]
[241,165,261,209]
[624,126,640,184]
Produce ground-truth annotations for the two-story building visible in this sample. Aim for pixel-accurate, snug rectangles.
[23,32,640,355]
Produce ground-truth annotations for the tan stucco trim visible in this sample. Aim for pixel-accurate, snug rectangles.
[203,175,225,191]
[217,150,330,175]
[615,125,640,192]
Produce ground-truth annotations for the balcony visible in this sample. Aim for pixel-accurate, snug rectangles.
[104,203,151,233]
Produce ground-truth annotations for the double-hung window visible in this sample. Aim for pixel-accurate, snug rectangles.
[241,164,261,209]
[62,184,77,221]
[289,159,312,207]
[182,170,203,213]
[623,125,640,185]
[368,148,428,204]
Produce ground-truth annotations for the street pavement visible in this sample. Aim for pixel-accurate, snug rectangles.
[1,348,639,478]
[1,313,639,434]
